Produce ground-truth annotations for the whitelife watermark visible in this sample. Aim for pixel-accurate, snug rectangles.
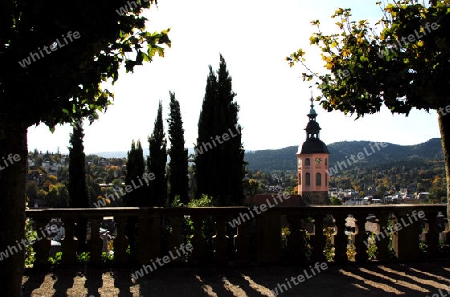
[131,243,193,280]
[364,210,425,247]
[270,262,328,296]
[228,191,291,228]
[116,0,154,16]
[438,105,450,117]
[93,172,155,208]
[377,21,439,59]
[18,31,81,68]
[0,223,58,261]
[194,125,241,155]
[326,142,388,176]
[71,114,97,131]
[0,153,21,171]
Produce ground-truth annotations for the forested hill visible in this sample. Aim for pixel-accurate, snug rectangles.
[244,138,443,171]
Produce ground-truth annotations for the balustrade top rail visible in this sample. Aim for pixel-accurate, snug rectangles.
[25,204,447,218]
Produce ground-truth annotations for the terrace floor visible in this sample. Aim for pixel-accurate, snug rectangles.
[22,259,450,297]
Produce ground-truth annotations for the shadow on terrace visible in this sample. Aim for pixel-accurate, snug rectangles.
[22,205,450,296]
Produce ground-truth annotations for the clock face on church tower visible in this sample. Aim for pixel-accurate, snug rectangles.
[315,157,322,165]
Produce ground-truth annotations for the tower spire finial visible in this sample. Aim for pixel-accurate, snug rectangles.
[308,89,317,117]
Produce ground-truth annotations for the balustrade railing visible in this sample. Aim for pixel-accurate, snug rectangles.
[25,205,448,268]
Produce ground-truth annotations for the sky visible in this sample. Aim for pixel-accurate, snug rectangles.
[27,0,441,156]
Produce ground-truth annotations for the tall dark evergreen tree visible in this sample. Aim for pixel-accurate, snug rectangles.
[195,54,245,206]
[148,101,167,206]
[68,123,89,250]
[124,140,146,206]
[124,139,146,259]
[167,91,189,205]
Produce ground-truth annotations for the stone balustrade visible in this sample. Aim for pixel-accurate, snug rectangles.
[25,205,448,268]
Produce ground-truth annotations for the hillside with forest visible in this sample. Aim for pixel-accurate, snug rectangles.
[244,138,443,171]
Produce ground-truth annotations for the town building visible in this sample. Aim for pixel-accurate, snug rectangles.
[297,97,330,204]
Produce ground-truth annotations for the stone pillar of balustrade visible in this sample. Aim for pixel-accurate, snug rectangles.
[392,211,420,261]
[257,214,281,263]
[191,215,207,264]
[424,210,440,258]
[169,215,184,263]
[333,212,348,264]
[33,218,51,268]
[137,213,160,264]
[113,217,128,265]
[310,214,327,263]
[286,215,306,264]
[88,218,103,265]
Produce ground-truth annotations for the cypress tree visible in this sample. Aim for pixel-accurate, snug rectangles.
[195,54,245,206]
[195,66,217,202]
[124,139,146,259]
[68,123,89,250]
[124,140,146,206]
[148,101,167,206]
[167,91,189,205]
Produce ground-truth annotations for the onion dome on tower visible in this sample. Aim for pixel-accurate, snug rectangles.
[300,97,329,154]
[296,95,330,205]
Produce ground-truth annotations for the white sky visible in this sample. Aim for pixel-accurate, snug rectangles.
[27,0,441,155]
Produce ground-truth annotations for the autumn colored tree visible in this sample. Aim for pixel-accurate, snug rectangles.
[288,0,450,218]
[0,0,170,295]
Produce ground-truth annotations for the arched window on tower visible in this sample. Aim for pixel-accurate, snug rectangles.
[316,173,321,186]
[298,173,301,185]
[306,173,310,186]
[305,158,310,166]
[325,158,328,166]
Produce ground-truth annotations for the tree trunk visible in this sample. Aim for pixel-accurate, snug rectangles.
[0,117,27,297]
[438,112,450,221]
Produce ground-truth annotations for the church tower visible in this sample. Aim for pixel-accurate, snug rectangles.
[297,97,330,205]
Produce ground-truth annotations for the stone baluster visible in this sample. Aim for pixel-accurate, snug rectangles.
[234,221,250,264]
[88,218,103,265]
[375,212,391,261]
[113,217,128,264]
[61,218,77,264]
[169,215,184,263]
[32,218,51,268]
[213,215,228,264]
[333,213,348,264]
[310,214,326,263]
[354,213,368,263]
[191,215,207,264]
